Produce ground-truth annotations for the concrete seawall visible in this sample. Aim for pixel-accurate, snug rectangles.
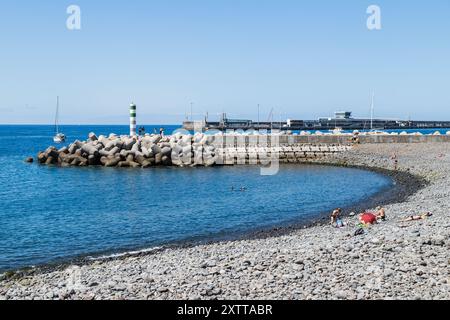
[217,145,351,165]
[223,134,450,146]
[212,134,450,165]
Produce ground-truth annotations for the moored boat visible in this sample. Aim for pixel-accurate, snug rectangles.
[53,96,66,143]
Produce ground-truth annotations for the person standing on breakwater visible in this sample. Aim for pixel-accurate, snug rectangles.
[352,131,360,145]
[391,153,398,170]
[160,128,165,137]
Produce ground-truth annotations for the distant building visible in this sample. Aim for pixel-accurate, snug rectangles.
[182,110,450,131]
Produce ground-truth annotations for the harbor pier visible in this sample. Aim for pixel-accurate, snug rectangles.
[36,130,450,169]
[183,111,450,132]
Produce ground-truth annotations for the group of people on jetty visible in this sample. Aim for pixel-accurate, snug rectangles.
[137,127,166,137]
[330,207,433,235]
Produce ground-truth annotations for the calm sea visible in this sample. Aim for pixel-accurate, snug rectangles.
[0,125,394,272]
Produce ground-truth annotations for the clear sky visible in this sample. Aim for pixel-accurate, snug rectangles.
[0,0,449,124]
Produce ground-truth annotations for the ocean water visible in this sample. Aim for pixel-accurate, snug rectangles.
[0,125,393,272]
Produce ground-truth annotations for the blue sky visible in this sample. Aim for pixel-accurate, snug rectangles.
[0,0,449,124]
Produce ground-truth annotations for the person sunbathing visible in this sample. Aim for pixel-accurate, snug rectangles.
[401,212,433,222]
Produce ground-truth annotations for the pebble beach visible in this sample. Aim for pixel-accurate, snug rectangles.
[1,142,449,300]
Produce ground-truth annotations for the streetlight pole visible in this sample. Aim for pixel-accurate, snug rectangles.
[257,104,260,128]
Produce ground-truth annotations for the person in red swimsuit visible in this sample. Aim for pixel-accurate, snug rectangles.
[359,212,378,225]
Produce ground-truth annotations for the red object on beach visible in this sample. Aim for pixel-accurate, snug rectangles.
[360,212,377,225]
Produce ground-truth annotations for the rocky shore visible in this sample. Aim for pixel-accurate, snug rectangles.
[2,143,449,300]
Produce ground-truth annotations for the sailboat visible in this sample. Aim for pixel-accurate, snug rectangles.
[53,96,66,143]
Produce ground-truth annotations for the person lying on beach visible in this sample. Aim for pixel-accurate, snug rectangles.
[376,207,386,221]
[359,212,378,226]
[401,212,433,222]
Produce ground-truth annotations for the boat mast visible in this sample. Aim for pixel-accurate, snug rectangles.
[370,91,375,130]
[268,108,274,131]
[55,96,59,134]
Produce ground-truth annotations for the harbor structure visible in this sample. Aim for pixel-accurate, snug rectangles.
[130,102,137,137]
[37,129,450,169]
[183,111,450,131]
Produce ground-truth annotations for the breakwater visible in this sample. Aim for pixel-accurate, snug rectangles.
[36,133,352,168]
[36,131,450,168]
